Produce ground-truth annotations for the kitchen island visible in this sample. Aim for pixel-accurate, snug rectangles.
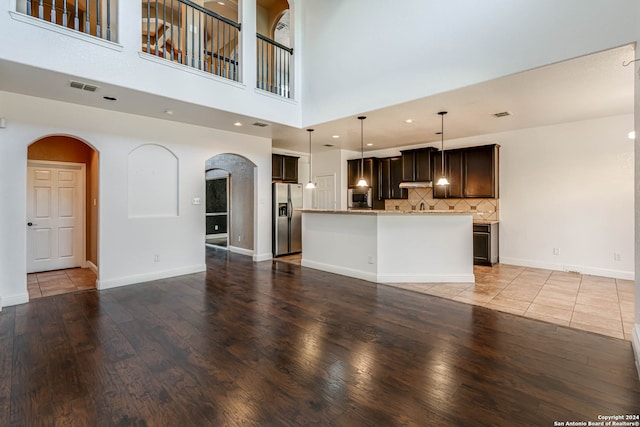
[300,209,474,283]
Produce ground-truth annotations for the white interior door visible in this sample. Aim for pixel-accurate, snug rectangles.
[314,174,336,210]
[27,161,85,273]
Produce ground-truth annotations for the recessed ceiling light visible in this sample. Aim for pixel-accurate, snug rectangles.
[233,122,242,127]
[217,1,225,4]
[629,131,636,139]
[404,119,414,123]
[366,143,373,146]
[103,96,117,101]
[332,135,340,139]
[164,109,174,115]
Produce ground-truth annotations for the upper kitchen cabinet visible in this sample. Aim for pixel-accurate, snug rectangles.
[347,158,376,189]
[463,144,499,198]
[433,149,463,198]
[272,154,299,183]
[379,157,407,200]
[401,147,437,182]
[433,144,499,199]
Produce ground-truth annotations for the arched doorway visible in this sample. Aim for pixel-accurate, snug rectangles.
[205,169,230,248]
[205,154,256,256]
[26,135,99,299]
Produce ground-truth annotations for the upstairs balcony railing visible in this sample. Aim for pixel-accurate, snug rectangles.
[142,0,241,82]
[257,34,292,99]
[19,0,113,40]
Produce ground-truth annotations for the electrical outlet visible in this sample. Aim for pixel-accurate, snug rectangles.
[614,252,622,262]
[214,225,219,231]
[238,236,241,242]
[553,248,560,256]
[154,254,160,262]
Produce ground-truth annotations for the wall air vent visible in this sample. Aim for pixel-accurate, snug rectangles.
[69,80,99,92]
[252,122,269,127]
[493,111,512,118]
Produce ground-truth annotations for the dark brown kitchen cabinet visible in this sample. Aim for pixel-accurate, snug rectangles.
[347,158,376,189]
[432,149,463,198]
[379,156,407,200]
[272,154,299,183]
[473,223,499,266]
[433,144,499,199]
[401,147,436,182]
[463,144,499,198]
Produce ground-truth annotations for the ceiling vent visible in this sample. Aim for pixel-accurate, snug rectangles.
[323,144,334,147]
[493,111,512,118]
[70,80,99,92]
[252,122,269,127]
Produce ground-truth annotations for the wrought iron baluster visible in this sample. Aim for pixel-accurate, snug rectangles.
[170,0,174,61]
[26,0,31,16]
[85,0,90,34]
[96,0,101,38]
[190,7,194,67]
[38,0,44,19]
[197,9,202,69]
[106,0,111,40]
[145,0,150,53]
[163,0,167,58]
[51,0,56,24]
[62,0,67,28]
[74,0,79,31]
[203,14,208,72]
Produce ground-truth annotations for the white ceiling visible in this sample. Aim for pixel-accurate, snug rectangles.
[0,44,635,153]
[272,44,636,154]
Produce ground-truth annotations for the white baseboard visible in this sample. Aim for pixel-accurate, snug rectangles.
[377,273,475,283]
[499,257,634,280]
[254,252,273,262]
[633,324,640,381]
[98,264,206,290]
[301,259,378,283]
[228,245,254,257]
[1,293,29,308]
[86,261,98,275]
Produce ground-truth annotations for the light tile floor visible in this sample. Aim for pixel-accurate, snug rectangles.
[388,264,635,341]
[27,268,97,299]
[273,256,635,341]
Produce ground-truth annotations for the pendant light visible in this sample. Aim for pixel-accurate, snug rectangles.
[357,116,368,187]
[436,111,450,186]
[305,129,316,189]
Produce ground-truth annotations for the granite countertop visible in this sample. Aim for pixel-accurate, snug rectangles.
[299,209,499,223]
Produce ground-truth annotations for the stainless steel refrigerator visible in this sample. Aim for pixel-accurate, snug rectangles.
[273,182,303,257]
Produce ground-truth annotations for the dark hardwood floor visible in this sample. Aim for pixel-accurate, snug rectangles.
[1,247,639,426]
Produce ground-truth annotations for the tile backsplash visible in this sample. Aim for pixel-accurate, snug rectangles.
[384,188,499,222]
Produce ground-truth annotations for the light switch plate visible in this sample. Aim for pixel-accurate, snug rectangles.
[192,197,201,205]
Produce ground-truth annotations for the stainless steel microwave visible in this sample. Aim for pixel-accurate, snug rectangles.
[347,188,372,209]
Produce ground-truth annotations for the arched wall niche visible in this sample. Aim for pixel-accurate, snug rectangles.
[127,144,179,218]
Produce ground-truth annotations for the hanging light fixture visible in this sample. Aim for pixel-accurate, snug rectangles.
[305,129,316,189]
[436,111,450,186]
[357,116,368,187]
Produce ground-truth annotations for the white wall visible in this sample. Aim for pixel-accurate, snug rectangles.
[0,91,273,307]
[300,0,640,125]
[312,114,635,280]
